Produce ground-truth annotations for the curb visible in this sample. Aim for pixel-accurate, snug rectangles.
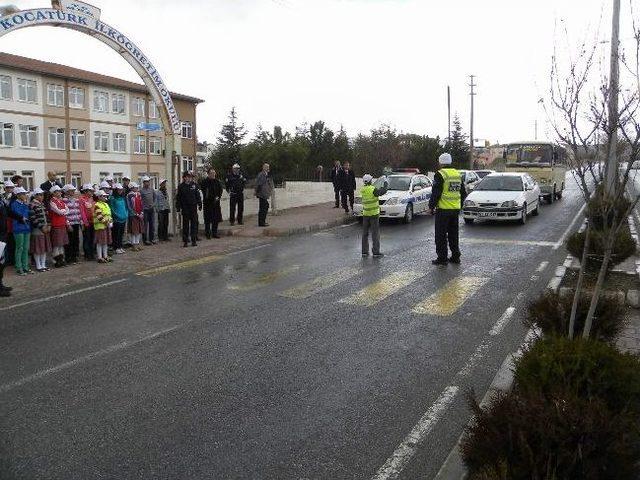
[218,215,357,238]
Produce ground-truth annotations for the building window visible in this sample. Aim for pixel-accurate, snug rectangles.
[112,172,123,184]
[69,87,84,109]
[0,123,14,147]
[47,84,64,107]
[181,121,193,139]
[93,90,109,112]
[48,127,65,150]
[0,76,11,100]
[71,172,82,189]
[21,171,34,191]
[99,172,109,182]
[112,93,126,114]
[148,100,159,119]
[70,129,86,151]
[94,131,109,152]
[133,97,145,117]
[2,171,16,185]
[113,133,127,153]
[149,136,161,155]
[181,156,194,174]
[19,125,38,148]
[134,135,146,154]
[17,78,37,103]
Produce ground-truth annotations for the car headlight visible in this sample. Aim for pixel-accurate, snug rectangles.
[385,197,399,205]
[464,199,476,207]
[501,200,518,208]
[354,197,362,205]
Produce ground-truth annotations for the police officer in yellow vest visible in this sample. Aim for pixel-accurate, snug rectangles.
[428,153,467,265]
[360,173,388,258]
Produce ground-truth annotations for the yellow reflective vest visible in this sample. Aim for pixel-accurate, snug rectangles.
[438,168,462,210]
[94,201,112,231]
[361,185,380,217]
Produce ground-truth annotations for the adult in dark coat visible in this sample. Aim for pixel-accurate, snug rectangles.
[225,164,246,225]
[329,161,342,208]
[200,168,224,239]
[175,172,202,247]
[336,161,357,213]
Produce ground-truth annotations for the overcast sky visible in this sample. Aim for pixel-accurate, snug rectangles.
[0,0,636,144]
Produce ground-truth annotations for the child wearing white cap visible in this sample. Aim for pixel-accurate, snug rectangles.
[48,185,70,268]
[11,187,32,275]
[79,184,96,260]
[93,190,113,263]
[126,182,144,251]
[63,184,82,264]
[29,188,51,272]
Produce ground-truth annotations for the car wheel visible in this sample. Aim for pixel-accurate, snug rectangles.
[403,204,414,224]
[532,202,539,216]
[464,218,474,225]
[519,203,528,225]
[547,186,555,204]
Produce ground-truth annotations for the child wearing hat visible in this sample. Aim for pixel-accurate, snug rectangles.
[126,182,144,251]
[48,185,70,268]
[29,188,51,272]
[2,179,16,266]
[63,184,82,264]
[94,190,113,263]
[10,187,32,275]
[109,183,128,254]
[79,184,95,260]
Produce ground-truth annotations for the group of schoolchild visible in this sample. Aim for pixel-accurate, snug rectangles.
[0,171,171,287]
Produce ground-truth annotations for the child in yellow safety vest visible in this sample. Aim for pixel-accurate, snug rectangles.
[94,190,113,264]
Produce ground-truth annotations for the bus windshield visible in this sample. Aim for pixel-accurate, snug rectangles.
[506,144,553,165]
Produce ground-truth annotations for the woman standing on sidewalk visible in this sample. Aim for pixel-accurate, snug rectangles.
[10,187,32,275]
[156,179,171,242]
[94,190,113,263]
[63,184,82,265]
[48,185,70,268]
[80,184,95,261]
[30,188,51,272]
[126,182,144,251]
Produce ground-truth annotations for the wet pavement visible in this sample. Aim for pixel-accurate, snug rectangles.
[0,175,585,480]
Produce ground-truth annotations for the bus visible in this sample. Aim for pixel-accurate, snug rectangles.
[503,141,568,203]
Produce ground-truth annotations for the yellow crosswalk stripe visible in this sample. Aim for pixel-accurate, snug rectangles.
[279,266,362,299]
[136,255,223,277]
[228,265,301,291]
[339,271,424,307]
[412,276,488,316]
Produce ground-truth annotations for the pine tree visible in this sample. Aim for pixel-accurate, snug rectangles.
[445,114,469,168]
[214,107,247,170]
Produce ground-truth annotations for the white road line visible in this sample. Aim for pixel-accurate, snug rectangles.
[457,341,490,378]
[553,202,586,250]
[227,243,272,256]
[536,261,549,273]
[490,307,516,336]
[0,279,127,312]
[371,386,459,480]
[0,323,184,394]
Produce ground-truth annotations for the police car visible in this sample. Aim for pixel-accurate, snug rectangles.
[353,169,432,223]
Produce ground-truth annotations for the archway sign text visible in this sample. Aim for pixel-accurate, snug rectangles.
[0,1,181,135]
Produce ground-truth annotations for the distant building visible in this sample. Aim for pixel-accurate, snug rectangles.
[0,52,203,189]
[196,141,215,174]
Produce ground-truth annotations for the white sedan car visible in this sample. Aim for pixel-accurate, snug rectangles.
[462,173,541,225]
[353,173,432,223]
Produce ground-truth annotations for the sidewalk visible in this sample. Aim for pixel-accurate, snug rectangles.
[2,202,355,302]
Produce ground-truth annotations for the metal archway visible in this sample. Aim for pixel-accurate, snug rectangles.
[0,2,182,228]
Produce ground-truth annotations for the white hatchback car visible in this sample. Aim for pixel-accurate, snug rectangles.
[462,172,541,225]
[353,173,432,223]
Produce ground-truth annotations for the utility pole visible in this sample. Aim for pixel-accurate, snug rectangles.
[447,85,451,143]
[535,119,538,140]
[605,0,620,195]
[469,75,476,170]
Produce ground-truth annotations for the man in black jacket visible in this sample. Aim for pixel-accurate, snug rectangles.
[337,161,356,213]
[225,163,246,225]
[200,168,224,239]
[329,161,342,208]
[176,171,202,247]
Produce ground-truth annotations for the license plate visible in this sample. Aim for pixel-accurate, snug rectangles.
[478,212,498,218]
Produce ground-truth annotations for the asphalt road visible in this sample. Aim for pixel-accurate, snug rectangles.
[0,174,585,480]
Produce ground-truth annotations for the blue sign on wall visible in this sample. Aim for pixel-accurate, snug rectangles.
[136,122,162,132]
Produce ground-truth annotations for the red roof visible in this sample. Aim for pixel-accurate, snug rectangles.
[0,51,204,104]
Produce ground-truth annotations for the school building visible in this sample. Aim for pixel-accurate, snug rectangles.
[0,51,203,190]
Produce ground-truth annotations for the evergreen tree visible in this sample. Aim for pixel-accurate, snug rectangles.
[213,107,247,171]
[334,126,353,164]
[445,114,470,168]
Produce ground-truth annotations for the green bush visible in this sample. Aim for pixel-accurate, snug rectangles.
[514,336,640,415]
[587,188,631,230]
[526,291,626,342]
[461,390,640,480]
[566,226,636,270]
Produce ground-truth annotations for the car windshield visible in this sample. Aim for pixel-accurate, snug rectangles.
[475,176,523,191]
[386,176,411,191]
